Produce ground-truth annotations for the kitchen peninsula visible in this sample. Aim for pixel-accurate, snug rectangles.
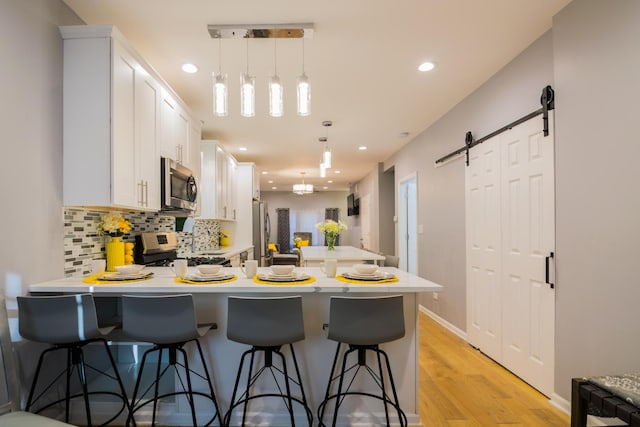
[29,266,441,426]
[300,245,386,266]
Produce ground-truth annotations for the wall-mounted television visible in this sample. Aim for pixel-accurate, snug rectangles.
[347,193,360,216]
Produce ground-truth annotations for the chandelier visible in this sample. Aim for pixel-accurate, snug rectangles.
[293,172,313,195]
[208,23,314,117]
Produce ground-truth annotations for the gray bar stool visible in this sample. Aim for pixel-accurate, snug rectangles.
[122,294,221,427]
[224,296,312,426]
[317,295,407,427]
[17,294,132,426]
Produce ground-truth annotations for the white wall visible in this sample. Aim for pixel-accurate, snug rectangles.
[260,191,349,246]
[553,0,640,399]
[0,1,82,294]
[381,31,554,331]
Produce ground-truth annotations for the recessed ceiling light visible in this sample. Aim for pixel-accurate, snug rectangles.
[358,146,367,151]
[334,170,341,174]
[238,147,247,151]
[327,180,333,183]
[418,61,435,72]
[323,186,328,190]
[271,186,277,190]
[261,171,268,175]
[181,63,198,73]
[268,180,273,184]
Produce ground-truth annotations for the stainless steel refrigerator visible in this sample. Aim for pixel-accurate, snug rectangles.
[252,200,270,266]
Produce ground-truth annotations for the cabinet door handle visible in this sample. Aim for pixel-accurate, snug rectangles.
[143,181,148,207]
[545,252,555,289]
[137,181,143,206]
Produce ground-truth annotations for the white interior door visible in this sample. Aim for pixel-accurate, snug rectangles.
[500,115,555,395]
[466,114,555,397]
[466,136,502,361]
[398,175,418,274]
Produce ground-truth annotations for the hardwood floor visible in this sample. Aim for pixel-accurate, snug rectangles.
[418,312,570,426]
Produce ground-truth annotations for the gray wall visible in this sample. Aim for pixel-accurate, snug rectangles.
[383,31,555,331]
[553,0,640,399]
[260,191,350,244]
[0,1,82,292]
[371,0,640,403]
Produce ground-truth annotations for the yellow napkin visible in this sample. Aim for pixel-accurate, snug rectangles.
[253,275,316,285]
[175,276,238,285]
[335,275,399,284]
[82,272,154,284]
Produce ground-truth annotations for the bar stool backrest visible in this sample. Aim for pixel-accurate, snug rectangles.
[328,295,405,345]
[17,294,100,344]
[122,294,199,344]
[227,296,304,347]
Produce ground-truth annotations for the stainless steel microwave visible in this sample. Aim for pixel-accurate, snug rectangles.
[161,157,197,213]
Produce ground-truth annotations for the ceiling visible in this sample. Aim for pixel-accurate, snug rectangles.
[62,0,570,192]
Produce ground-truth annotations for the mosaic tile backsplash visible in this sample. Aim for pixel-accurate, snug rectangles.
[63,208,222,277]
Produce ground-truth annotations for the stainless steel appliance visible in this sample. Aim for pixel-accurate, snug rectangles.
[252,200,271,266]
[134,231,229,266]
[161,157,198,213]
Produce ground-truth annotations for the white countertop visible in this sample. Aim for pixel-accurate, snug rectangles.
[185,244,254,259]
[28,266,442,294]
[300,245,385,261]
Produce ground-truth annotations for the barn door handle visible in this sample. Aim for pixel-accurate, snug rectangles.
[545,252,555,289]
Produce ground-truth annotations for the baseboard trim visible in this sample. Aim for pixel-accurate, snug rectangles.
[419,305,467,341]
[550,392,570,415]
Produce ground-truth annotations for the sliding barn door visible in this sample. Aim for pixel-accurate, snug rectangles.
[466,136,502,361]
[466,114,555,397]
[500,115,555,395]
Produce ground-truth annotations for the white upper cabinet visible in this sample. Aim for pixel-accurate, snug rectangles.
[200,141,238,220]
[61,25,195,211]
[159,88,194,169]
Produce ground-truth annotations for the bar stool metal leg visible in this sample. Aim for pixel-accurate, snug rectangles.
[19,295,133,426]
[225,296,312,426]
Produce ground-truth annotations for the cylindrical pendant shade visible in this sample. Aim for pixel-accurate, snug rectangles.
[213,72,228,117]
[269,75,283,117]
[241,73,255,117]
[297,73,310,116]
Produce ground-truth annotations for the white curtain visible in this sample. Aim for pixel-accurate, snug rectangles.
[290,209,323,246]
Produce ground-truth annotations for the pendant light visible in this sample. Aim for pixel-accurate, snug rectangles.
[297,38,311,116]
[319,160,327,178]
[269,40,283,117]
[321,121,332,168]
[212,38,228,117]
[293,172,313,195]
[241,38,255,117]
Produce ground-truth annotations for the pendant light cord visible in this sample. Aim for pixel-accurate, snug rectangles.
[246,37,249,74]
[218,38,222,74]
[274,39,278,75]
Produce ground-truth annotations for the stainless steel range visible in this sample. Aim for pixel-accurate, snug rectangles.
[134,232,228,267]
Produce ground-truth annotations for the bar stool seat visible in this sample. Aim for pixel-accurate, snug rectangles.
[224,296,312,426]
[317,295,407,427]
[122,294,222,427]
[17,294,132,426]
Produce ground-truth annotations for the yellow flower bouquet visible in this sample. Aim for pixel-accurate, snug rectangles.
[315,219,347,250]
[97,212,132,237]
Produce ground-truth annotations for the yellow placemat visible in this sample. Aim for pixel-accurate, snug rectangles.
[82,272,154,284]
[335,275,399,284]
[253,275,316,285]
[175,276,238,285]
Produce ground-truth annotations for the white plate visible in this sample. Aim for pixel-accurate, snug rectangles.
[341,272,394,281]
[192,271,229,279]
[98,271,154,281]
[183,273,235,282]
[257,273,310,282]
